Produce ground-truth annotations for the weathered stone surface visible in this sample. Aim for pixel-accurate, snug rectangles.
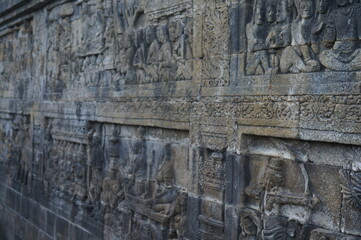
[0,0,361,239]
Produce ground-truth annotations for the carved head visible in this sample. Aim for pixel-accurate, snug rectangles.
[156,24,169,44]
[276,0,289,23]
[267,0,277,23]
[299,0,314,19]
[317,0,330,13]
[168,21,182,42]
[254,0,266,25]
[185,20,193,40]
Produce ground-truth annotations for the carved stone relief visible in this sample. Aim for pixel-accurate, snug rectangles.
[2,0,361,240]
[39,119,191,239]
[242,0,361,75]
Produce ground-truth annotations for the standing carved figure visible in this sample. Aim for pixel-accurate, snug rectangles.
[86,124,104,219]
[125,127,147,197]
[101,167,123,225]
[123,31,136,84]
[280,0,320,73]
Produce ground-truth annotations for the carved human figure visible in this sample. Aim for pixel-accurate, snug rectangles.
[169,191,187,240]
[320,0,361,71]
[7,119,22,179]
[44,141,59,197]
[238,209,262,240]
[169,21,181,53]
[123,31,136,84]
[179,20,194,80]
[47,20,62,93]
[101,165,124,225]
[90,128,104,169]
[145,25,159,83]
[81,2,104,55]
[311,0,332,54]
[246,0,272,75]
[169,20,181,73]
[265,0,281,71]
[133,28,146,84]
[170,20,193,80]
[157,24,174,82]
[280,0,321,73]
[86,124,104,219]
[266,0,292,49]
[263,0,292,74]
[152,159,178,216]
[125,127,147,197]
[74,144,87,204]
[266,0,277,25]
[107,125,120,162]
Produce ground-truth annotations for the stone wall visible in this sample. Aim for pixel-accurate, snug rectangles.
[1,0,361,239]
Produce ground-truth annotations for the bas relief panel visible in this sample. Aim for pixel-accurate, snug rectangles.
[1,0,361,240]
[243,0,361,75]
[43,0,194,100]
[40,119,191,240]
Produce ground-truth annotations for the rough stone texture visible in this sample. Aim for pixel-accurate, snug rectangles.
[1,0,361,239]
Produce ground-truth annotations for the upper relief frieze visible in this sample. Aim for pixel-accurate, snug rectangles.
[113,0,194,85]
[42,0,195,99]
[242,0,361,75]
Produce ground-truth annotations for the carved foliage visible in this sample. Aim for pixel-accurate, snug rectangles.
[340,161,361,210]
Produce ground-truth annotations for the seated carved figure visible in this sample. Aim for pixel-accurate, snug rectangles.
[266,0,291,50]
[319,0,361,71]
[157,24,174,82]
[145,25,159,83]
[152,159,178,216]
[280,0,321,73]
[133,28,146,84]
[126,141,147,197]
[265,0,292,73]
[246,0,272,75]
